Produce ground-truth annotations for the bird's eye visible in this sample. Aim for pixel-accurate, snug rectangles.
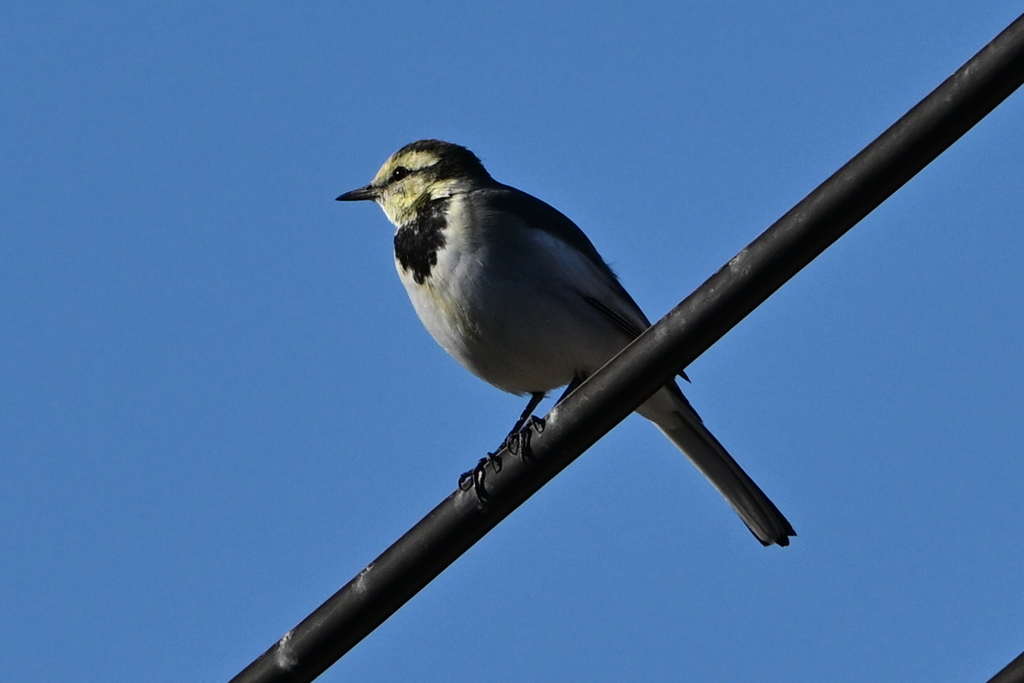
[390,166,410,182]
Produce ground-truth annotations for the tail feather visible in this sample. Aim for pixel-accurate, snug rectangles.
[637,387,795,547]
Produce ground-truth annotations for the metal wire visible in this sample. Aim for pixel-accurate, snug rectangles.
[988,650,1024,683]
[230,14,1024,683]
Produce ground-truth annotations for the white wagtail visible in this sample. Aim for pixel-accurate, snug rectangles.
[337,139,795,547]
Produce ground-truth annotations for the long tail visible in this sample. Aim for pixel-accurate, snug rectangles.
[637,386,796,547]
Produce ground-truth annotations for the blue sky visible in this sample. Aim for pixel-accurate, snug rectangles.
[2,2,1023,681]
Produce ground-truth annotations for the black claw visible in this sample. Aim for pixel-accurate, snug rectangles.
[460,455,500,506]
[473,458,492,504]
[486,450,503,473]
[506,415,546,460]
[526,415,546,433]
[468,391,550,504]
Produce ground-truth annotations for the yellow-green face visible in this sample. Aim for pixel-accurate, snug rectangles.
[337,140,491,227]
[371,148,457,227]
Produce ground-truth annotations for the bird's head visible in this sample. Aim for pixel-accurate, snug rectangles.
[336,139,492,226]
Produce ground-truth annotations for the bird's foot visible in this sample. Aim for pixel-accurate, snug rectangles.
[505,416,546,460]
[457,416,545,504]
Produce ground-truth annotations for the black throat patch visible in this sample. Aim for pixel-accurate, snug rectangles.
[394,197,449,285]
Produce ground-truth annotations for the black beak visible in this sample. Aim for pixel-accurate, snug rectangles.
[335,185,377,202]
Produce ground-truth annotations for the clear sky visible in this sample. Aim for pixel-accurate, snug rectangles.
[2,2,1023,682]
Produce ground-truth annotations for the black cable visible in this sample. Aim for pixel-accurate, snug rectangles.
[988,650,1024,683]
[230,14,1024,683]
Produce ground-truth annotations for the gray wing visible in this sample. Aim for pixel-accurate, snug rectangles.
[478,184,691,381]
[480,185,650,325]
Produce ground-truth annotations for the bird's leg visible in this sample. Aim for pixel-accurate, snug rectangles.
[553,374,585,405]
[507,376,585,459]
[502,391,546,459]
[509,392,546,439]
[463,380,586,503]
[461,392,547,504]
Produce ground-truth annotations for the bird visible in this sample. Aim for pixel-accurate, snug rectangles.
[336,139,795,547]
